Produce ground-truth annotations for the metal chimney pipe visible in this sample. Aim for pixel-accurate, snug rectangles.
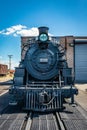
[38,27,49,35]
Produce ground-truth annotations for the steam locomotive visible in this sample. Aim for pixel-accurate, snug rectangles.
[9,27,78,111]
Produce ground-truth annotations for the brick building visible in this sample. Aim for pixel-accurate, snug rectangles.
[59,36,87,83]
[21,36,87,83]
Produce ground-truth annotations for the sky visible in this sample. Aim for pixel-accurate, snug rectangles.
[0,0,87,69]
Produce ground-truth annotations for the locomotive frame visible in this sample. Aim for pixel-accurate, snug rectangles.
[9,27,78,112]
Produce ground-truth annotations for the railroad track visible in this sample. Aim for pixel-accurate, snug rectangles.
[0,106,27,130]
[59,103,87,130]
[23,103,87,130]
[0,102,87,130]
[23,112,65,130]
[0,86,87,130]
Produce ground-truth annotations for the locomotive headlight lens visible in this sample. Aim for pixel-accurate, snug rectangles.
[39,33,48,42]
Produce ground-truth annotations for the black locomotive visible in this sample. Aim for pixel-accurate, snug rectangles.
[9,27,78,111]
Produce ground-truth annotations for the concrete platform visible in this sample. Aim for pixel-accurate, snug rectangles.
[0,85,11,96]
[75,84,87,92]
[75,84,87,112]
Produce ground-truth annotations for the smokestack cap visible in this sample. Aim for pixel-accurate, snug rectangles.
[38,27,49,35]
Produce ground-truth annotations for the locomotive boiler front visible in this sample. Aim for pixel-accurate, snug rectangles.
[24,27,62,80]
[9,26,78,112]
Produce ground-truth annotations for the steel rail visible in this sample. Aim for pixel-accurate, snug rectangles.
[25,112,32,130]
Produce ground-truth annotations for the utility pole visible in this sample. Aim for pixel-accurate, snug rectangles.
[8,55,13,70]
[0,56,2,64]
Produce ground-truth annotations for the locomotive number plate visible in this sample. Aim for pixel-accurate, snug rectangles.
[40,58,48,63]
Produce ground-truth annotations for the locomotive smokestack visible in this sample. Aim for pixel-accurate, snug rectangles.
[38,27,49,35]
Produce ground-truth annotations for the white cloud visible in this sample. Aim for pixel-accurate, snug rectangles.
[0,24,53,37]
[0,25,53,37]
[13,33,18,37]
[12,25,27,30]
[1,24,27,36]
[16,27,39,36]
[0,24,39,37]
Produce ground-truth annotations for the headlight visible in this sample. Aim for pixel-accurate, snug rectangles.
[39,33,48,42]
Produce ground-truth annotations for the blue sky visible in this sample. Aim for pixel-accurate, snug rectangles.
[0,0,87,69]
